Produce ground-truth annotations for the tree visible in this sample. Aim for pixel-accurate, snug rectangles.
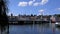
[0,0,9,34]
[31,14,33,16]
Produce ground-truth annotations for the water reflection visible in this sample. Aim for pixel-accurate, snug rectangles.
[0,26,9,34]
[9,23,60,34]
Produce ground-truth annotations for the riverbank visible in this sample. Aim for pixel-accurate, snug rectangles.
[9,21,49,25]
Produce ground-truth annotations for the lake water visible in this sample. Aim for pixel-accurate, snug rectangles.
[9,23,60,34]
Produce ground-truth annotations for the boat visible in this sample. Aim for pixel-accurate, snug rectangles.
[55,22,60,27]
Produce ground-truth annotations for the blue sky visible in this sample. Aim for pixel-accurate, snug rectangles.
[8,0,60,16]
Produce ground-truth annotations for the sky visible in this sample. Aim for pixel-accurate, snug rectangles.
[8,0,60,16]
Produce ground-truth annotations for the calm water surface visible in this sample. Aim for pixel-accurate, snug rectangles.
[9,23,60,34]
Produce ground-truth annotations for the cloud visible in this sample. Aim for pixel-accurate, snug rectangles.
[28,1,34,6]
[33,0,48,6]
[57,8,60,10]
[28,0,36,6]
[33,2,39,6]
[40,0,48,5]
[55,8,60,11]
[38,13,41,15]
[38,9,44,12]
[18,0,48,7]
[18,0,35,6]
[18,2,28,6]
[38,9,45,15]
